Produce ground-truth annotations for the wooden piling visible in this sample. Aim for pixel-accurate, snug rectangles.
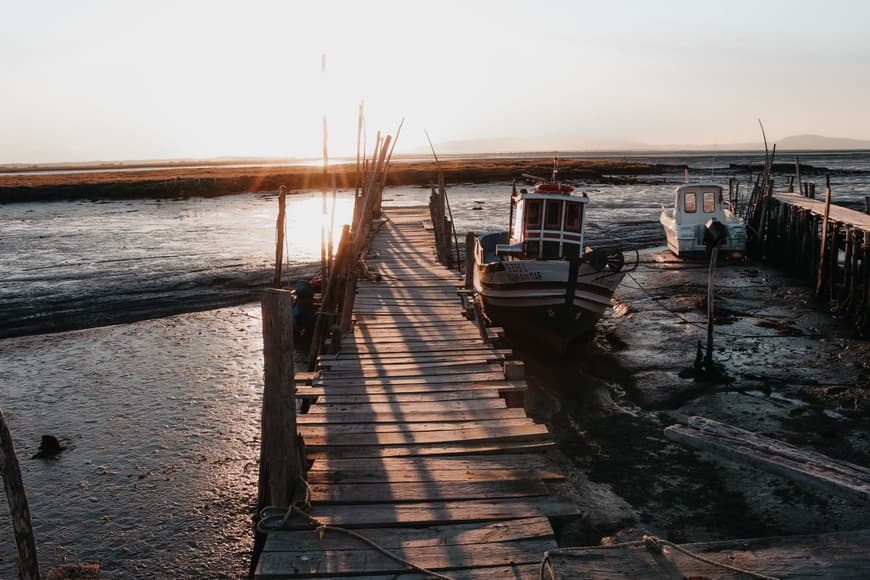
[0,408,40,580]
[816,177,832,296]
[259,289,303,509]
[272,187,287,288]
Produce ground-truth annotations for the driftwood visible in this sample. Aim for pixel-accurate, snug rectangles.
[665,416,870,504]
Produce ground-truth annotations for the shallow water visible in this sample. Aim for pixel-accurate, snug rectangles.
[1,151,868,578]
[0,307,264,578]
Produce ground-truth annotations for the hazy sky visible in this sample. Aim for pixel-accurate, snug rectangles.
[1,0,868,163]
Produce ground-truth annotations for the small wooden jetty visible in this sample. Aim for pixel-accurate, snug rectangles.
[749,174,870,335]
[253,204,579,578]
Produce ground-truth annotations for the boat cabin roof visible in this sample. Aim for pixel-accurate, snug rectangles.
[675,183,723,194]
[516,191,590,203]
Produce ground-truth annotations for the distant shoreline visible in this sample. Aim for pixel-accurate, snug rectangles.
[0,157,688,202]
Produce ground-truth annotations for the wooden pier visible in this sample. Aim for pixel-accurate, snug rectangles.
[752,186,870,335]
[253,204,579,578]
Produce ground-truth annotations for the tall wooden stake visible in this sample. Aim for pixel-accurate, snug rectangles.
[816,176,832,296]
[1,408,41,580]
[272,187,287,288]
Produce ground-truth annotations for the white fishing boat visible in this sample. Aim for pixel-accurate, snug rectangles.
[660,183,746,257]
[472,171,629,353]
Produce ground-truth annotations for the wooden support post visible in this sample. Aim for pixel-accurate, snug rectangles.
[816,177,832,297]
[259,289,303,509]
[442,215,454,269]
[272,187,287,288]
[794,155,802,196]
[0,408,41,580]
[865,196,870,215]
[464,231,476,290]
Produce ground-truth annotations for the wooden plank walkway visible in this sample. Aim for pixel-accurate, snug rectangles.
[254,206,578,578]
[773,192,870,230]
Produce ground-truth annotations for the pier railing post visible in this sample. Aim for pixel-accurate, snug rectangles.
[259,289,303,509]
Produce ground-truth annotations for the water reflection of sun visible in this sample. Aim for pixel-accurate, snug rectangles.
[284,192,355,263]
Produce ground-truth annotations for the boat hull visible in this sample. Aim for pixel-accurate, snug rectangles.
[660,212,746,257]
[473,234,625,354]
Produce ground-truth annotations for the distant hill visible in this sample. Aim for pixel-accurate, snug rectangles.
[774,134,870,150]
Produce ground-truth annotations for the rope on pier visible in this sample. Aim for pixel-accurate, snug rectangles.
[257,478,456,580]
[539,534,780,580]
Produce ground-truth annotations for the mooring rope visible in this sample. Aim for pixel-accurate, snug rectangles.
[539,534,780,580]
[257,478,455,580]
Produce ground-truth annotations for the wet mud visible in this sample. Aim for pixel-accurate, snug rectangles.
[516,249,870,546]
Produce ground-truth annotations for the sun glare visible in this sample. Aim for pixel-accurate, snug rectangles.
[285,192,355,263]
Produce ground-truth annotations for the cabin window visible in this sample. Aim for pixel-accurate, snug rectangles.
[703,191,716,212]
[545,201,563,229]
[684,192,697,213]
[565,203,582,233]
[542,241,561,258]
[525,201,542,228]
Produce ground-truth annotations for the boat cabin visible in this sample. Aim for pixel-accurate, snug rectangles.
[669,184,729,226]
[496,183,589,259]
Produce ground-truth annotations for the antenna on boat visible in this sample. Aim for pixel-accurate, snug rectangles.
[711,144,717,180]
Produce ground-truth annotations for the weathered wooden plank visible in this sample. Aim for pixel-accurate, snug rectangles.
[319,356,507,373]
[256,539,554,577]
[262,517,553,554]
[339,342,495,356]
[307,466,566,484]
[263,497,580,530]
[306,453,558,473]
[315,362,504,379]
[308,478,550,504]
[304,398,508,415]
[306,440,556,459]
[311,390,503,405]
[349,329,482,340]
[312,371,508,388]
[297,407,530,425]
[300,418,536,439]
[665,416,870,503]
[298,380,527,396]
[544,529,870,580]
[304,423,549,447]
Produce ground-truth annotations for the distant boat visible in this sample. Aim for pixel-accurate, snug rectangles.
[660,183,746,258]
[472,170,629,354]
